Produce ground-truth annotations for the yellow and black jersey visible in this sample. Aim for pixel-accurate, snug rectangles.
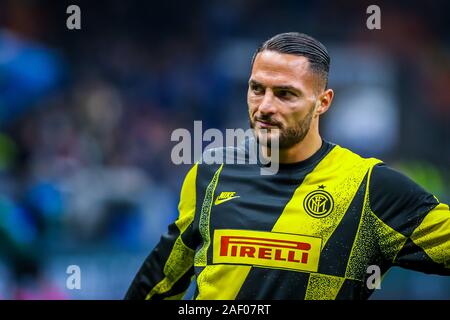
[125,139,450,300]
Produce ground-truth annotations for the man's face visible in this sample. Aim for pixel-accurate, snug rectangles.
[248,50,321,149]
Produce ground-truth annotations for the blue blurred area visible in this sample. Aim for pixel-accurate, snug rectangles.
[0,30,65,125]
[0,0,448,299]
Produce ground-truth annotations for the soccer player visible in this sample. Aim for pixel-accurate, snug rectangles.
[125,32,450,300]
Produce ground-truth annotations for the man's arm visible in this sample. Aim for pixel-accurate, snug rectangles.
[369,164,450,275]
[125,164,199,299]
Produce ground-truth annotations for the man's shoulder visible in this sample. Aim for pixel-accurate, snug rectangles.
[368,163,439,234]
[202,146,245,161]
[369,163,431,195]
[198,136,259,168]
[326,142,384,168]
[369,163,438,205]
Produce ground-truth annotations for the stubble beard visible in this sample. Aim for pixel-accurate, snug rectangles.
[250,103,316,150]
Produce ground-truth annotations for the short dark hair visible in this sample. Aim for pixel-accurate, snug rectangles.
[251,32,330,89]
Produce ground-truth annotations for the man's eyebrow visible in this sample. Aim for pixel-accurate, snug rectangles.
[275,85,301,93]
[248,79,302,94]
[248,79,262,87]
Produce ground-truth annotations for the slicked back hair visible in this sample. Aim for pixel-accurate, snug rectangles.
[251,32,330,90]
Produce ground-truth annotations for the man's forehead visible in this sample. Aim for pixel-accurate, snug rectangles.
[250,50,314,86]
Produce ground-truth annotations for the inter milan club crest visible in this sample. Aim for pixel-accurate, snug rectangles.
[303,185,334,218]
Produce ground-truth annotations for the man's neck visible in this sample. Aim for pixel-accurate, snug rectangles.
[263,133,323,164]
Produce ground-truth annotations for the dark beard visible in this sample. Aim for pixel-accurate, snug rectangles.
[250,103,315,149]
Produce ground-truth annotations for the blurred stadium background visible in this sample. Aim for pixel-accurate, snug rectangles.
[0,0,449,299]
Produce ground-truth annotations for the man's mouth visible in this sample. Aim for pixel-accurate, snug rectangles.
[256,119,279,129]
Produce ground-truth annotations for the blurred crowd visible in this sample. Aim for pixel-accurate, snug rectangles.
[0,0,448,299]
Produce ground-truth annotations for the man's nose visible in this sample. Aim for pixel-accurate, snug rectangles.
[258,90,277,114]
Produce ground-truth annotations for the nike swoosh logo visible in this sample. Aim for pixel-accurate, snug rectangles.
[214,196,240,206]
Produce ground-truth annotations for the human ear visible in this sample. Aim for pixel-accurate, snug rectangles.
[316,89,334,115]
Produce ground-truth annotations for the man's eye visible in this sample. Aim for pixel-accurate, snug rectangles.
[277,90,295,99]
[251,85,264,94]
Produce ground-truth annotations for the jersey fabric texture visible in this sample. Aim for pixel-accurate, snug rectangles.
[125,139,450,300]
